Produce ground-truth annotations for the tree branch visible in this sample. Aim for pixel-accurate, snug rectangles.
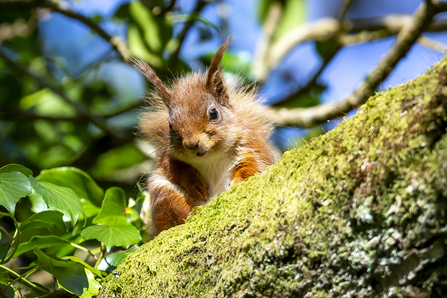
[418,35,447,53]
[336,0,354,24]
[263,14,447,79]
[0,10,37,44]
[266,1,437,127]
[0,49,130,141]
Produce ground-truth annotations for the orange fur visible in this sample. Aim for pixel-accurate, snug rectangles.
[136,38,278,236]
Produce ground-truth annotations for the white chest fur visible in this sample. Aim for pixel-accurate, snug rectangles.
[189,153,240,200]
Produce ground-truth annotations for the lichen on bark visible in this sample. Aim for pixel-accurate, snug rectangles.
[99,56,447,298]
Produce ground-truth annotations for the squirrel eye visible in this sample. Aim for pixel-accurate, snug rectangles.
[209,108,219,121]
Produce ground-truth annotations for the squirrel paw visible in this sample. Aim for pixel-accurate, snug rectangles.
[189,175,209,202]
[177,169,209,202]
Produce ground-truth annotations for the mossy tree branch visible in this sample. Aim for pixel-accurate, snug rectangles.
[99,43,447,298]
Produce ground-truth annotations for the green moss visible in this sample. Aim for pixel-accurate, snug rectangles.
[99,58,447,297]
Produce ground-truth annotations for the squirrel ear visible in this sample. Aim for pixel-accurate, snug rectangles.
[130,57,172,105]
[206,38,233,107]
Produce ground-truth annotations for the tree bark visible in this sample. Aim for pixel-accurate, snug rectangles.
[99,56,447,297]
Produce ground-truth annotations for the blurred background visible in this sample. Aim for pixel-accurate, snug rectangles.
[1,0,446,195]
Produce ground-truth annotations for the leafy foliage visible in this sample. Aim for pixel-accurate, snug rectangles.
[0,164,142,297]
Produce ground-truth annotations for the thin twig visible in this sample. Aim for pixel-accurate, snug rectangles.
[0,49,129,141]
[336,0,354,23]
[0,10,37,44]
[418,35,447,53]
[264,14,447,77]
[266,1,438,127]
[0,264,48,294]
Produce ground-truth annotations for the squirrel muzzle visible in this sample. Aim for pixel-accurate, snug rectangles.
[183,135,210,158]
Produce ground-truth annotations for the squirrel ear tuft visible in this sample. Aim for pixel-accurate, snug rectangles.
[206,38,233,107]
[130,57,172,105]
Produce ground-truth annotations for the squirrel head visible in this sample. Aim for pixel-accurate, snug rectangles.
[133,38,238,161]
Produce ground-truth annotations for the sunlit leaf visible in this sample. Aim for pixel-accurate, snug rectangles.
[81,225,141,252]
[0,171,32,214]
[274,0,307,41]
[20,88,76,117]
[128,23,162,67]
[127,0,172,66]
[34,248,88,296]
[79,269,101,298]
[92,187,131,226]
[30,177,85,226]
[36,167,104,207]
[0,164,33,176]
[130,1,162,52]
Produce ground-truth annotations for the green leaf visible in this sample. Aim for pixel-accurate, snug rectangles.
[315,36,339,62]
[128,23,163,67]
[81,225,141,252]
[36,167,104,207]
[12,235,71,258]
[0,269,9,282]
[30,177,85,226]
[257,0,273,22]
[0,164,33,176]
[0,171,32,214]
[0,243,9,260]
[20,88,76,117]
[93,187,131,226]
[79,269,101,298]
[0,284,14,298]
[23,282,50,298]
[113,3,130,20]
[90,144,147,180]
[64,256,106,277]
[34,248,88,296]
[45,235,79,259]
[127,0,172,66]
[20,210,66,232]
[130,1,166,52]
[274,0,307,42]
[97,247,139,272]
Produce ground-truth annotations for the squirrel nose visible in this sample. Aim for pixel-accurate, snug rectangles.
[183,137,200,150]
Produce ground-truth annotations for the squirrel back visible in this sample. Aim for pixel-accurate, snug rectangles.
[134,39,277,235]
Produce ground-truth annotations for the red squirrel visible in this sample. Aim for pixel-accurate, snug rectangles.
[133,39,277,236]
